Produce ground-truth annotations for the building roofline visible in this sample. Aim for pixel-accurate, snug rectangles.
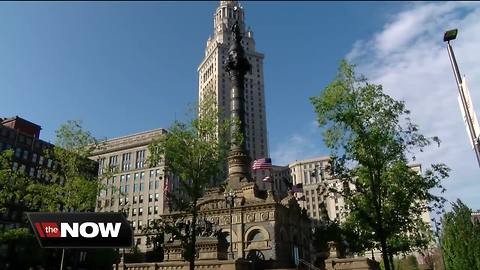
[91,128,168,156]
[103,128,167,143]
[1,115,42,130]
[288,156,330,167]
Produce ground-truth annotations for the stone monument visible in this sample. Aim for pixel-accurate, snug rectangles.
[118,21,312,270]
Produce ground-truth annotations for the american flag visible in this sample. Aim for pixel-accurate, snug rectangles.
[252,158,272,170]
[262,176,273,183]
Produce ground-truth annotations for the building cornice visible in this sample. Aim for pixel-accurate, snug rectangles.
[91,128,167,156]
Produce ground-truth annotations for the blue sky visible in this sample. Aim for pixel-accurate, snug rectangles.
[1,1,480,209]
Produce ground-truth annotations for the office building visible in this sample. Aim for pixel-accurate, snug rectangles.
[90,128,180,252]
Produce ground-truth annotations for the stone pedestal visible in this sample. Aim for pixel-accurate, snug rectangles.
[323,242,380,270]
[163,236,228,262]
[325,257,380,270]
[117,259,253,270]
[163,240,184,262]
[196,236,229,260]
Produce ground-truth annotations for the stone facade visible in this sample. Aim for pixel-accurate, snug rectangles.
[91,128,182,252]
[158,185,311,269]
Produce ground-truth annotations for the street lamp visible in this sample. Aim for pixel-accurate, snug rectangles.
[444,28,480,167]
[224,189,236,260]
[119,205,129,270]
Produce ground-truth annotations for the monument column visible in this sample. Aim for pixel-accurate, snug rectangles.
[225,18,252,187]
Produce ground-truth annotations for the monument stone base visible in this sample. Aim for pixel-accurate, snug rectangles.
[117,258,253,270]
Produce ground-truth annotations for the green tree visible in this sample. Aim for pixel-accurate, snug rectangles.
[147,90,236,270]
[0,149,38,268]
[47,120,104,211]
[0,120,110,269]
[441,199,480,270]
[310,60,449,270]
[141,219,165,262]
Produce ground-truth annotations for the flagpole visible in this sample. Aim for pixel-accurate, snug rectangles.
[269,168,274,201]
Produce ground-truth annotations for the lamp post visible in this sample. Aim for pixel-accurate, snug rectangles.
[224,189,236,260]
[444,28,480,167]
[119,206,128,270]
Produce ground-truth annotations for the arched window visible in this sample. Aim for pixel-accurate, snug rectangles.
[247,229,264,242]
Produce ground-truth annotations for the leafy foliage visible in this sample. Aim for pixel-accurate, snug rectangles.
[313,221,344,253]
[310,60,449,270]
[0,120,106,268]
[441,199,480,270]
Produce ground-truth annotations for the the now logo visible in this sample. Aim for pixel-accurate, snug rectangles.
[35,222,122,238]
[27,213,132,248]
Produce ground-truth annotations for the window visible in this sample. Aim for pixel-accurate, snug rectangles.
[139,207,143,216]
[132,208,137,216]
[19,164,26,173]
[140,172,145,180]
[126,174,131,182]
[15,148,22,158]
[122,152,131,171]
[125,185,129,193]
[154,206,159,214]
[22,150,29,160]
[138,220,143,230]
[109,155,118,167]
[134,173,139,181]
[120,175,125,183]
[149,170,155,178]
[247,229,265,242]
[148,207,153,215]
[136,150,146,169]
[149,194,153,203]
[155,180,160,190]
[140,183,144,192]
[149,181,153,190]
[155,193,159,202]
[133,196,138,204]
[139,195,144,203]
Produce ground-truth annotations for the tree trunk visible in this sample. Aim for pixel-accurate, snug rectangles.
[380,237,391,270]
[189,202,197,270]
[389,251,395,270]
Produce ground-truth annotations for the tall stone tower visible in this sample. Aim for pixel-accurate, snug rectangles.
[198,0,269,188]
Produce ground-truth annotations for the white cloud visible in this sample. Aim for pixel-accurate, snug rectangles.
[271,133,321,166]
[348,2,480,208]
[270,120,331,166]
